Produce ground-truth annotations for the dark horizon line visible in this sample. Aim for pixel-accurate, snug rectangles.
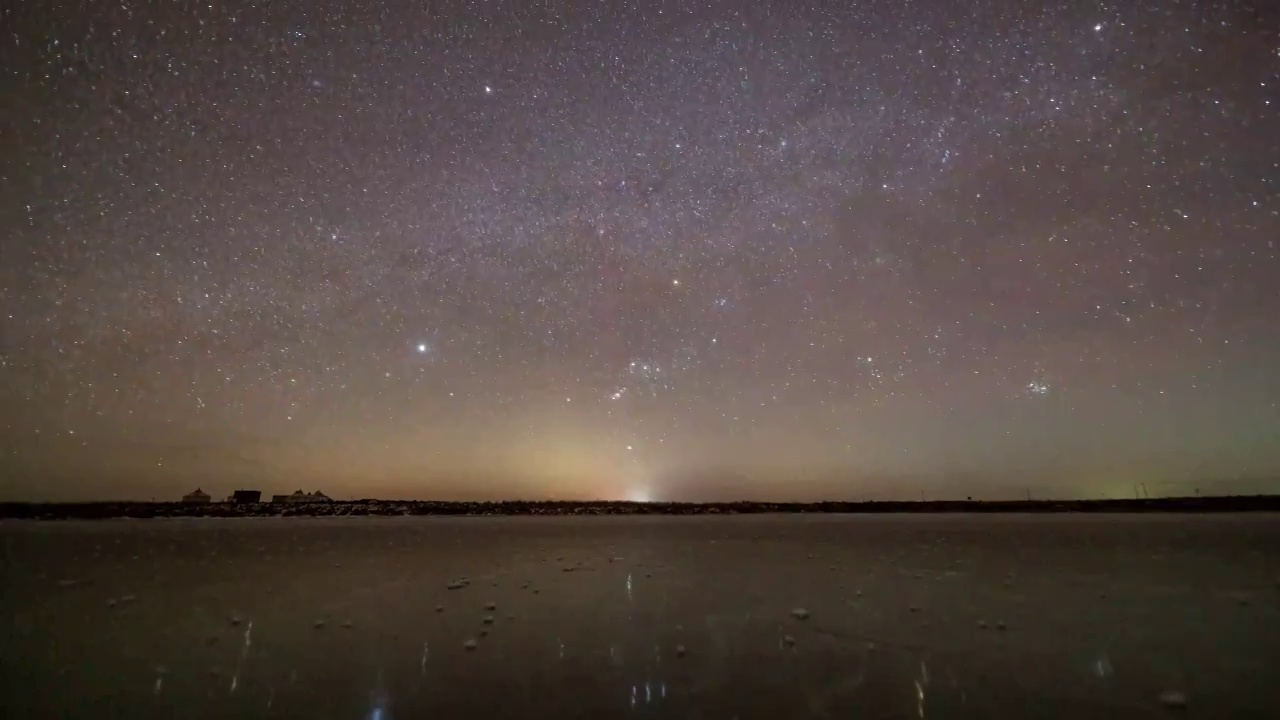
[4,495,1280,520]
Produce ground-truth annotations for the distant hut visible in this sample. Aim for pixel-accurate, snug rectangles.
[182,488,211,504]
[230,490,262,503]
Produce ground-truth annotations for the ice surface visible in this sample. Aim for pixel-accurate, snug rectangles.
[2,514,1278,718]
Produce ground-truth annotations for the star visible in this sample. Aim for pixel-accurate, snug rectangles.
[3,0,1273,504]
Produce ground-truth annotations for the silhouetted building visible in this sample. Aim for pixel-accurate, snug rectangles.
[274,489,332,503]
[182,488,211,504]
[230,490,261,503]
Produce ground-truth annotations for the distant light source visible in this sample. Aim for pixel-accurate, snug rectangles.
[627,488,651,503]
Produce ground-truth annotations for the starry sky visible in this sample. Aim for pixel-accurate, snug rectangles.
[2,0,1278,503]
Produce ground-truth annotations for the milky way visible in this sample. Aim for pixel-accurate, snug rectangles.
[2,0,1278,501]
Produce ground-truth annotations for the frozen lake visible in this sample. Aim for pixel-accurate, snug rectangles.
[2,514,1278,718]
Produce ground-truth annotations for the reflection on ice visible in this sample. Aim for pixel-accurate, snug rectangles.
[628,679,668,712]
[366,679,390,720]
[916,660,929,718]
[3,516,1278,718]
[1093,653,1114,679]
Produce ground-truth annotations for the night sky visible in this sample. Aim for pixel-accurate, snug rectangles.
[2,0,1278,502]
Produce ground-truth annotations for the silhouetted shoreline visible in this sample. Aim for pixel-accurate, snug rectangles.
[3,495,1280,520]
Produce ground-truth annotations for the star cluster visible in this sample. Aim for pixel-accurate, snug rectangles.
[2,0,1278,501]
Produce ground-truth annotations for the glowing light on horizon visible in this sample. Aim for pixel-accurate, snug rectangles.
[627,487,652,503]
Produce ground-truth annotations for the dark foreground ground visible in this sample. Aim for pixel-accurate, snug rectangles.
[2,515,1278,719]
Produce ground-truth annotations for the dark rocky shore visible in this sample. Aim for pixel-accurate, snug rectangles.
[3,495,1279,520]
